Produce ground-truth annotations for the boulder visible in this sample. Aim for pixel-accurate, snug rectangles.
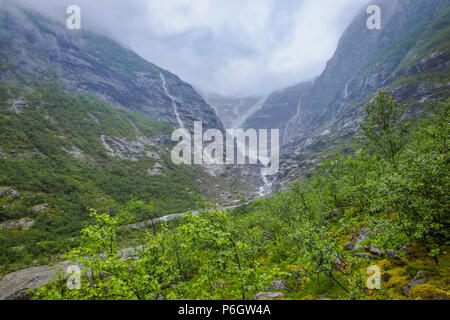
[32,204,50,212]
[397,242,411,257]
[367,246,384,256]
[403,271,430,296]
[150,293,165,300]
[0,218,35,230]
[0,264,66,300]
[0,187,19,197]
[352,227,374,244]
[265,280,288,291]
[386,249,397,258]
[353,253,374,260]
[343,242,354,250]
[260,230,275,241]
[252,292,285,300]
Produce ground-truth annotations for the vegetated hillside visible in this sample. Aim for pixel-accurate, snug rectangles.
[17,94,449,301]
[0,4,223,132]
[0,4,261,275]
[0,81,209,273]
[269,0,449,188]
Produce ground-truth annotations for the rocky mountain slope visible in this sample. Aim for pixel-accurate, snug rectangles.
[262,0,450,187]
[242,81,313,143]
[0,4,223,132]
[0,4,259,277]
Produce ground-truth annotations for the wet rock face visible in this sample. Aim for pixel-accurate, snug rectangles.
[241,82,313,143]
[0,6,223,133]
[266,0,449,187]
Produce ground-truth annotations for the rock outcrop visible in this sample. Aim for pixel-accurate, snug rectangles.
[0,263,68,300]
[403,271,431,296]
[252,292,285,300]
[0,218,35,230]
[263,0,449,186]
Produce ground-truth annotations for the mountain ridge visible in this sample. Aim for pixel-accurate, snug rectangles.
[243,0,450,187]
[0,4,223,132]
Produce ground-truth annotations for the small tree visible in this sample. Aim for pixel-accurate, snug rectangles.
[360,89,407,164]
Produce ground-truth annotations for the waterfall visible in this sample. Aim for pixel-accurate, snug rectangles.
[258,174,276,197]
[231,96,268,129]
[160,72,184,129]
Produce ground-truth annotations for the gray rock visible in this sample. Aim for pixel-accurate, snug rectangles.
[368,246,384,256]
[403,271,430,296]
[332,209,341,217]
[0,245,144,300]
[0,187,19,197]
[150,293,165,300]
[252,292,285,300]
[0,263,68,300]
[153,163,163,169]
[353,253,374,260]
[353,245,364,251]
[397,242,411,257]
[344,242,355,250]
[334,258,345,267]
[0,218,35,230]
[386,249,397,258]
[265,280,288,291]
[353,227,370,244]
[32,204,50,212]
[260,230,274,241]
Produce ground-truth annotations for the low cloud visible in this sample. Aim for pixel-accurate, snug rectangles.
[11,0,369,95]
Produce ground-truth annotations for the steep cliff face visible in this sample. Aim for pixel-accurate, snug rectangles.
[0,5,223,132]
[286,0,449,141]
[242,81,312,143]
[273,0,449,186]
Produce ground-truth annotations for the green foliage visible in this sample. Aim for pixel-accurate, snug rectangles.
[370,100,449,253]
[34,204,281,300]
[11,90,450,300]
[0,82,200,272]
[360,89,408,164]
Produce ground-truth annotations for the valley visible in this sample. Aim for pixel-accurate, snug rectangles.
[0,0,449,301]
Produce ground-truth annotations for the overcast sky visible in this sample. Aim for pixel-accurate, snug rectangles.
[13,0,369,96]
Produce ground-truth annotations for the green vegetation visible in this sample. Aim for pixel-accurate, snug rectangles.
[34,92,449,300]
[0,82,201,273]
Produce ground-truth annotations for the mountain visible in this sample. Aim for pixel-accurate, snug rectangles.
[0,4,223,132]
[241,81,312,143]
[0,4,256,275]
[198,91,261,129]
[264,0,449,186]
[0,0,448,301]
